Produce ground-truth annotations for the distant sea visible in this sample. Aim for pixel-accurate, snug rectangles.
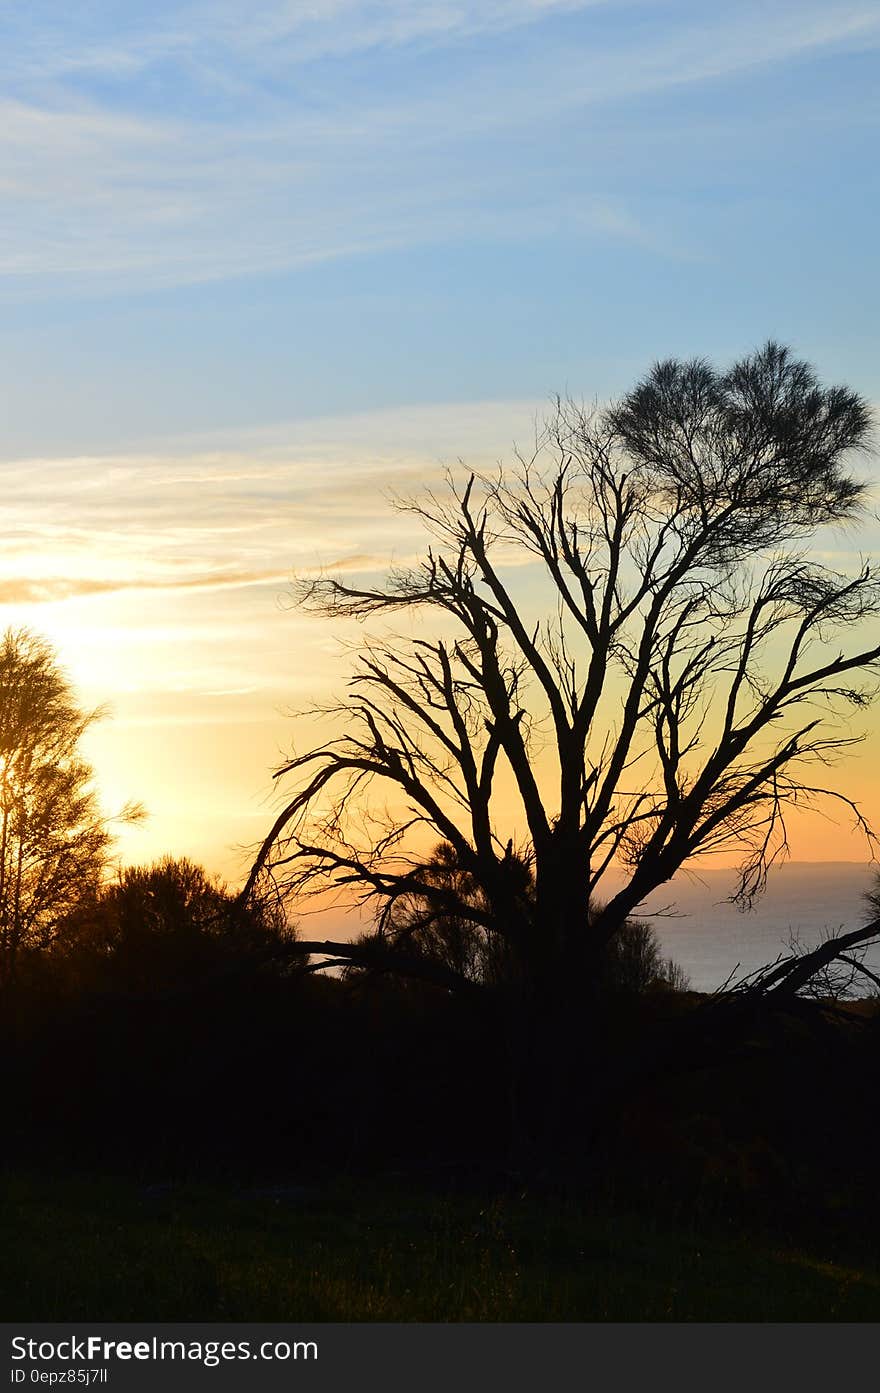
[317,861,879,995]
[605,862,879,993]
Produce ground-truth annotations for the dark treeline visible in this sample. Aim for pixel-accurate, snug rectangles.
[2,850,677,1173]
[2,861,507,1174]
[4,859,880,1236]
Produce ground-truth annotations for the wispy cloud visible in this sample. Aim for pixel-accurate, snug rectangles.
[3,3,607,81]
[0,395,551,869]
[1,2,876,294]
[0,396,541,626]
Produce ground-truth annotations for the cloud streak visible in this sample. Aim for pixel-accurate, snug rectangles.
[0,569,291,606]
[1,2,877,294]
[0,398,544,680]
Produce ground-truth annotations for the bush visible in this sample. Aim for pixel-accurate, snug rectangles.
[602,918,690,995]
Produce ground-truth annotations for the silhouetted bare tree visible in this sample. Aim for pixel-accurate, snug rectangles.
[0,629,141,988]
[245,344,880,1019]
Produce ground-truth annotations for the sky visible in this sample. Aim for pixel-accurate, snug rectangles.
[0,0,878,889]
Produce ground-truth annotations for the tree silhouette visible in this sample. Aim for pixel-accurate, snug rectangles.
[0,628,139,987]
[244,344,880,1014]
[56,854,299,995]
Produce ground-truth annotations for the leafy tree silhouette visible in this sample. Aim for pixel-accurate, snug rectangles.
[0,628,140,988]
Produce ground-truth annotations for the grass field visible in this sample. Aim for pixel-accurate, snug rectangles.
[3,1170,880,1321]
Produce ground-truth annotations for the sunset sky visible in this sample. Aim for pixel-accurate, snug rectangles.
[1,1,878,891]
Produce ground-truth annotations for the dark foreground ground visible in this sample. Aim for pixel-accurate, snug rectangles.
[5,966,880,1320]
[3,1169,880,1321]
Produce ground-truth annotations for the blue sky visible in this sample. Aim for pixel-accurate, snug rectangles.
[0,1,878,879]
[0,0,878,453]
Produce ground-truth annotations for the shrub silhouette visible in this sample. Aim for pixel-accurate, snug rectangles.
[54,855,299,996]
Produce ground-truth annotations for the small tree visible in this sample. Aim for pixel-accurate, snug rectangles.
[339,841,532,992]
[600,917,690,996]
[0,628,136,987]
